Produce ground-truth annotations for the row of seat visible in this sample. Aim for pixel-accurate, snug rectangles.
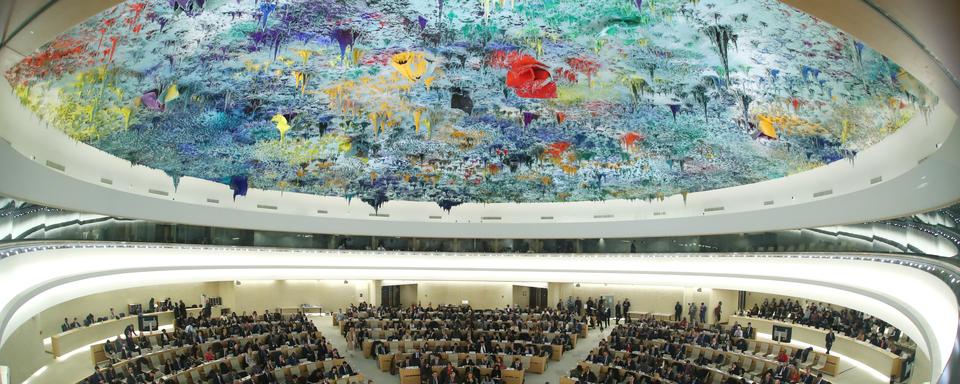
[598,337,836,379]
[91,330,322,380]
[390,351,547,372]
[91,317,307,365]
[165,356,357,384]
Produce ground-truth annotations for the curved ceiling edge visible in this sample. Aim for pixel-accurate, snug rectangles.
[1,0,959,237]
[0,244,956,382]
[2,134,958,238]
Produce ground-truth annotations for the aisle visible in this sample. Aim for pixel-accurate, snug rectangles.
[313,315,397,384]
[311,316,614,384]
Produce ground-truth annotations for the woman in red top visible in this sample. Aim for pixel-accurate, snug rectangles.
[204,347,215,362]
[776,349,789,363]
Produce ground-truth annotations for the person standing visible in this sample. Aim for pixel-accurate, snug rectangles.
[699,302,707,324]
[615,301,622,325]
[603,305,611,329]
[825,329,836,354]
[622,298,632,323]
[688,302,697,324]
[674,301,683,322]
[714,301,723,324]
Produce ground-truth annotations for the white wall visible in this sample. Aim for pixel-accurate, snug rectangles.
[226,280,370,314]
[0,316,46,384]
[512,285,530,309]
[417,282,513,308]
[709,289,739,323]
[398,284,418,307]
[35,282,219,339]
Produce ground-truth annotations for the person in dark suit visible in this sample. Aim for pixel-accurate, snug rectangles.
[87,367,106,384]
[622,299,631,323]
[774,364,790,380]
[825,330,836,354]
[428,371,443,384]
[675,302,683,321]
[122,367,138,384]
[374,341,388,357]
[728,362,745,376]
[811,373,829,384]
[207,371,226,384]
[61,318,71,332]
[337,361,354,376]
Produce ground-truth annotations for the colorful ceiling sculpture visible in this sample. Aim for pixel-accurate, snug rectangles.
[5,0,938,210]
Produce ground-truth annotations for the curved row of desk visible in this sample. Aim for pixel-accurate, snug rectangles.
[728,315,904,379]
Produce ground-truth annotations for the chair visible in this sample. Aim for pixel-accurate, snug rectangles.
[589,363,602,377]
[765,347,779,360]
[710,371,724,384]
[190,369,203,383]
[812,356,828,373]
[720,353,736,370]
[149,354,162,367]
[748,359,764,377]
[719,352,731,368]
[274,367,286,384]
[802,354,820,370]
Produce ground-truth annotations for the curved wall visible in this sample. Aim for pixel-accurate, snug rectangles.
[0,0,958,238]
[0,244,956,383]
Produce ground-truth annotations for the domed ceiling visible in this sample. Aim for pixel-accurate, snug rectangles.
[4,0,938,211]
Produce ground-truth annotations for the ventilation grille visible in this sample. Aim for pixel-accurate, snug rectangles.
[870,176,883,185]
[813,189,833,198]
[763,200,774,206]
[206,198,219,204]
[257,204,277,210]
[704,206,725,212]
[100,178,113,185]
[148,189,169,196]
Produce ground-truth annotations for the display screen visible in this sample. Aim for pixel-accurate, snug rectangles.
[772,325,792,343]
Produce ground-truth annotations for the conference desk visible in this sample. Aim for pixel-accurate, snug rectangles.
[362,338,564,357]
[626,311,674,322]
[729,315,903,378]
[279,305,323,315]
[399,366,524,384]
[51,307,204,358]
[399,367,421,384]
